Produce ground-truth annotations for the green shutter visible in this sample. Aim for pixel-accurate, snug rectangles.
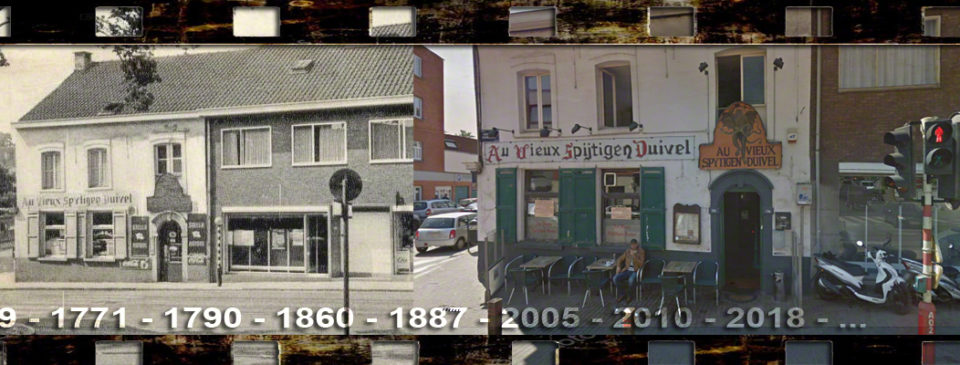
[641,167,666,250]
[559,169,596,246]
[27,213,40,258]
[495,168,518,244]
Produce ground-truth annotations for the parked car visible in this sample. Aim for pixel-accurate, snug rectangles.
[458,198,478,208]
[415,212,477,253]
[461,202,478,212]
[413,199,460,222]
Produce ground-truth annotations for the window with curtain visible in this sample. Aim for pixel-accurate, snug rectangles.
[87,148,109,188]
[41,151,62,190]
[597,64,633,128]
[42,212,65,257]
[839,46,939,89]
[154,143,183,176]
[413,141,423,161]
[292,122,347,165]
[370,119,414,162]
[222,127,271,167]
[414,96,423,119]
[524,170,559,241]
[521,72,552,131]
[601,169,642,244]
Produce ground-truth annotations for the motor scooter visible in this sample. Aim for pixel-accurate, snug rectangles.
[814,246,912,314]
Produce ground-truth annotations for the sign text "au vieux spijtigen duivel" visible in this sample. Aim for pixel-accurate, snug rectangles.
[484,136,696,164]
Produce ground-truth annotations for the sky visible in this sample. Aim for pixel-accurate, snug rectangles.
[0,45,476,136]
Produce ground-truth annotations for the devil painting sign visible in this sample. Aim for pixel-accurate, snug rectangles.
[699,102,782,170]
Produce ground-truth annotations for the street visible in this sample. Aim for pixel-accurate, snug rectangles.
[0,288,412,335]
[412,244,488,335]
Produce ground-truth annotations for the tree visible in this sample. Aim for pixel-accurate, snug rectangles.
[0,165,15,209]
[458,130,475,138]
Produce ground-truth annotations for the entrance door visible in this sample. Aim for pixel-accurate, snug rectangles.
[559,169,596,245]
[307,215,328,274]
[455,186,469,203]
[158,221,183,282]
[496,169,518,243]
[723,191,761,291]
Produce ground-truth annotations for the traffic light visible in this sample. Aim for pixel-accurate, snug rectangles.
[923,117,956,199]
[883,123,915,199]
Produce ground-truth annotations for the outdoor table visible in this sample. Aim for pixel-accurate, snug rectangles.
[663,260,698,304]
[521,256,562,294]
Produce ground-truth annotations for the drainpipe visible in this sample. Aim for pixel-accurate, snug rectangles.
[814,47,822,260]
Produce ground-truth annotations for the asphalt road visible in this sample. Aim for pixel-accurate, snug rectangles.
[412,244,488,335]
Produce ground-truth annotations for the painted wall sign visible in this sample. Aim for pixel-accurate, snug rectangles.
[130,216,150,257]
[483,136,696,164]
[19,192,132,210]
[699,102,782,170]
[186,213,207,256]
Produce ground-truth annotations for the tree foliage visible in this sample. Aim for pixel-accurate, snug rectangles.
[112,45,163,112]
[95,7,142,38]
[0,165,15,208]
[458,130,475,138]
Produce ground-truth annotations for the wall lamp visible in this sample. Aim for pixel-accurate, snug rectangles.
[628,121,643,132]
[773,57,784,71]
[571,123,592,135]
[481,127,515,140]
[539,127,562,137]
[698,62,708,74]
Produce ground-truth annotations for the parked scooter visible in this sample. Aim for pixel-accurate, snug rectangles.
[902,256,960,303]
[814,246,912,314]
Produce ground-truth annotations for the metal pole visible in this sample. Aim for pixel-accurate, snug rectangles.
[898,204,903,260]
[216,219,223,287]
[342,177,350,337]
[864,202,869,263]
[922,174,934,305]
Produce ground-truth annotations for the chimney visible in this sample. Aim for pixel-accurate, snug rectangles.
[74,51,92,71]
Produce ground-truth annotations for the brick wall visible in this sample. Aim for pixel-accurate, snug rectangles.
[414,46,445,173]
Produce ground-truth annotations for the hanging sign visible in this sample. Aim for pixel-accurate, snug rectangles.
[130,216,150,257]
[699,102,782,170]
[484,136,696,164]
[186,213,207,255]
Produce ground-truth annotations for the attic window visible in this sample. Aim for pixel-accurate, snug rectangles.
[290,59,314,74]
[444,140,458,149]
[98,102,124,115]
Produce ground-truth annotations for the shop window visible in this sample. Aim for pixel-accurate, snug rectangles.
[414,186,423,201]
[839,46,939,89]
[369,118,414,162]
[154,143,183,176]
[414,54,422,77]
[602,169,642,244]
[228,216,308,272]
[413,141,423,161]
[524,170,559,241]
[436,186,452,200]
[597,64,633,128]
[42,212,66,257]
[414,96,423,119]
[87,147,110,188]
[717,53,765,114]
[292,122,347,165]
[520,72,552,131]
[222,127,271,168]
[88,212,114,258]
[41,151,62,190]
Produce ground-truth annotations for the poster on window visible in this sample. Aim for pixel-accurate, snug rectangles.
[611,206,632,220]
[271,230,286,250]
[233,230,254,246]
[130,216,150,257]
[187,213,207,255]
[534,199,555,217]
[289,230,304,246]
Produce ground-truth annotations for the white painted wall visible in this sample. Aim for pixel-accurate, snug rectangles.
[444,150,474,174]
[475,46,814,256]
[13,118,208,257]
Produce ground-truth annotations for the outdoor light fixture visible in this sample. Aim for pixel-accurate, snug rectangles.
[698,62,708,74]
[571,123,592,135]
[628,121,643,132]
[492,127,515,135]
[539,127,561,137]
[482,127,515,140]
[773,57,784,70]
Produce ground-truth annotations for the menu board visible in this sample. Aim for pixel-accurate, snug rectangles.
[534,199,555,218]
[129,216,150,257]
[186,213,207,255]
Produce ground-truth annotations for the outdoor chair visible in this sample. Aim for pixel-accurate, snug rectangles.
[547,255,581,296]
[566,256,596,294]
[581,269,610,308]
[636,258,666,300]
[504,254,541,306]
[656,274,686,317]
[693,260,720,306]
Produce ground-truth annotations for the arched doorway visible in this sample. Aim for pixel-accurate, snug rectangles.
[157,220,183,282]
[710,170,774,294]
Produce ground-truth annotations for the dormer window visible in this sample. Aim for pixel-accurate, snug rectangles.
[444,140,458,149]
[290,59,315,74]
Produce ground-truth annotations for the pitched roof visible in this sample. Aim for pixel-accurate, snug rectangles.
[443,134,479,154]
[369,23,416,37]
[20,46,413,122]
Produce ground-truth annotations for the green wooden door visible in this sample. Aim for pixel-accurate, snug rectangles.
[496,168,518,243]
[455,186,469,202]
[559,169,596,246]
[640,167,666,250]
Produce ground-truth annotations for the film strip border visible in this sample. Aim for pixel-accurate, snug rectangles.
[0,335,956,364]
[3,1,960,43]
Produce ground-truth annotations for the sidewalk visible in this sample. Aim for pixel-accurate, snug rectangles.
[0,273,413,291]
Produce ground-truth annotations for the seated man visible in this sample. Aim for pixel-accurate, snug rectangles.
[614,239,645,303]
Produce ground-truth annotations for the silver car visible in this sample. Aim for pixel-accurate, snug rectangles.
[413,199,460,222]
[415,212,477,253]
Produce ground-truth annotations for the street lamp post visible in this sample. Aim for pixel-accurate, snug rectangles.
[214,216,223,287]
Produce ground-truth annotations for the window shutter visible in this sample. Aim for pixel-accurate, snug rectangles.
[114,211,128,259]
[27,213,40,258]
[65,211,78,259]
[640,167,666,250]
[77,212,87,258]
